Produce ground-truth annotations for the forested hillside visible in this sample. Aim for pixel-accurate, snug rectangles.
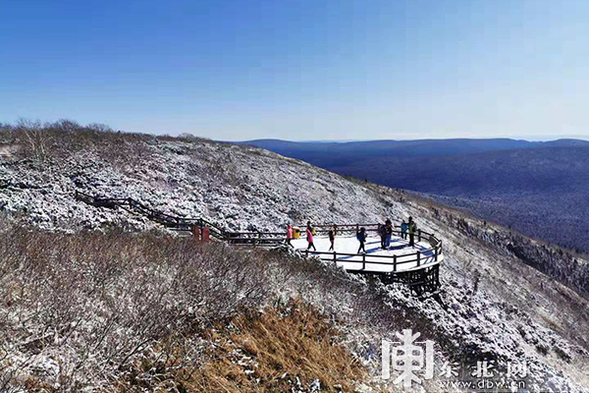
[242,139,589,254]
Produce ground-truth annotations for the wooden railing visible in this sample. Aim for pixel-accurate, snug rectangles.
[75,190,443,273]
[76,190,286,244]
[299,223,432,240]
[299,235,443,272]
[301,223,380,235]
[74,190,227,239]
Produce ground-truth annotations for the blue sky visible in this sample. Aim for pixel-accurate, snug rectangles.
[1,0,588,141]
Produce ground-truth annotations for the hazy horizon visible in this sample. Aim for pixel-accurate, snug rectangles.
[238,135,589,143]
[3,119,588,144]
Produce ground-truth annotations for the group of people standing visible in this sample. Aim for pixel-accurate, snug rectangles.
[286,217,418,254]
[377,219,394,249]
[378,217,418,248]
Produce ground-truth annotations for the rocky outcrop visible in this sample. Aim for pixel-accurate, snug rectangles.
[442,213,589,297]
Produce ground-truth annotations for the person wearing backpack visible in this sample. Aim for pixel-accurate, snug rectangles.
[408,217,417,247]
[328,225,336,251]
[356,227,367,254]
[378,223,387,249]
[306,223,316,251]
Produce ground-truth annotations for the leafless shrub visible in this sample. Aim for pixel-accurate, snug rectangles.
[2,119,157,170]
[1,120,239,172]
[0,123,13,142]
[14,119,51,162]
[0,219,449,391]
[175,132,210,144]
[0,224,286,390]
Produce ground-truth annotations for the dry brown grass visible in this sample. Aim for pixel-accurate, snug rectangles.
[216,300,364,392]
[117,300,368,393]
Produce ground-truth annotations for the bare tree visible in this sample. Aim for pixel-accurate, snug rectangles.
[16,119,51,162]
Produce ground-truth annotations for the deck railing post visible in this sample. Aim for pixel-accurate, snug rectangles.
[435,246,438,262]
[418,229,422,242]
[393,255,397,272]
[362,253,366,270]
[417,251,421,267]
[333,251,336,263]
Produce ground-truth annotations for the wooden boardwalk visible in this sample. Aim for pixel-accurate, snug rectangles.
[75,190,444,292]
[292,235,443,273]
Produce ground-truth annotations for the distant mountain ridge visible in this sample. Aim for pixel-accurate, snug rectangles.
[236,138,589,253]
[236,138,589,167]
[238,137,589,154]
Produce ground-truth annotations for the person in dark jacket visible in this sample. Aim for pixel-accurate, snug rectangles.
[328,225,336,251]
[385,219,393,248]
[356,227,367,254]
[378,224,387,249]
[408,217,417,247]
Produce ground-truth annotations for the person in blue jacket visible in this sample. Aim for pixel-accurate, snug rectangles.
[401,220,409,240]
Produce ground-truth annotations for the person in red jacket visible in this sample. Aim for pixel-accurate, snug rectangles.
[286,224,293,247]
[306,224,316,251]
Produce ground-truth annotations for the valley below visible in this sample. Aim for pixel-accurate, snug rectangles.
[243,139,589,255]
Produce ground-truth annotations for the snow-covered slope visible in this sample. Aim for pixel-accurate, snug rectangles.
[1,133,589,392]
[1,139,403,232]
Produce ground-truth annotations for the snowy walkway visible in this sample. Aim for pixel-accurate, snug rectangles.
[291,235,443,273]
